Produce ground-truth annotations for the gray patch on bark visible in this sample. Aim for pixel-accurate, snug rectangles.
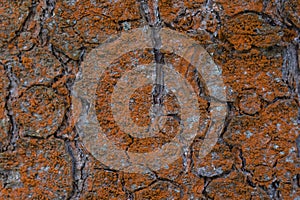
[282,43,300,123]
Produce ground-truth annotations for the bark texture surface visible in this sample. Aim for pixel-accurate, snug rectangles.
[0,0,299,199]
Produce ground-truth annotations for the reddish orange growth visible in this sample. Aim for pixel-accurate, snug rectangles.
[220,13,283,51]
[0,138,73,199]
[14,48,63,87]
[206,171,269,199]
[0,0,299,198]
[81,168,126,199]
[46,0,142,60]
[283,0,300,28]
[134,181,182,199]
[0,0,31,48]
[12,86,66,138]
[216,0,264,17]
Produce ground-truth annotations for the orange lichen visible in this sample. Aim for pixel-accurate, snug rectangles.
[0,138,73,199]
[11,86,66,138]
[0,0,299,198]
[216,0,264,17]
[0,0,31,48]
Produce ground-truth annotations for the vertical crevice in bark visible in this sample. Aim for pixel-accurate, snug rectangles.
[282,43,300,123]
[139,0,165,106]
[3,61,20,151]
[66,140,89,200]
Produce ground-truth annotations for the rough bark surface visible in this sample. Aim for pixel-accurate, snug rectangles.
[0,0,299,199]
